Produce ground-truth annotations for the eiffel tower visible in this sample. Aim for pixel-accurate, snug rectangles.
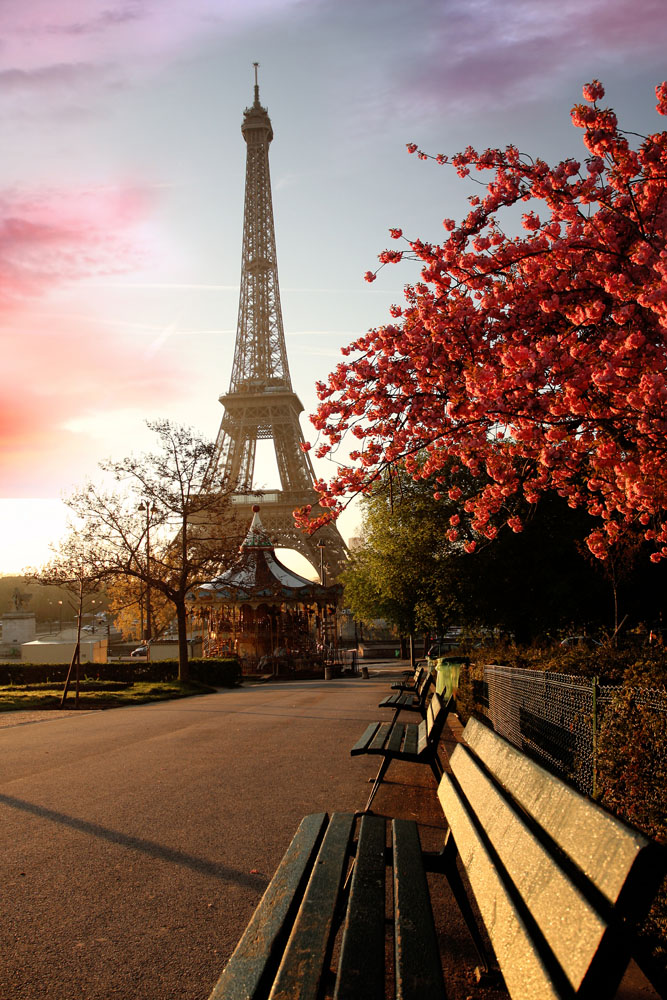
[210,66,347,579]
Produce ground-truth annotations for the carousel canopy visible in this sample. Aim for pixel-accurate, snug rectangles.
[191,506,341,606]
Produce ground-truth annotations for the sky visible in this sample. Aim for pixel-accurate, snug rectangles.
[1,0,666,574]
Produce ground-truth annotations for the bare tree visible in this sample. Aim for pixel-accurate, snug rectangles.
[67,420,241,681]
[28,527,107,707]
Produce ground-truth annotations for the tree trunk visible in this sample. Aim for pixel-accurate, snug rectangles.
[61,581,84,708]
[175,598,189,683]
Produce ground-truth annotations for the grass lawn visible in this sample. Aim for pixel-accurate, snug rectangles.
[0,680,216,712]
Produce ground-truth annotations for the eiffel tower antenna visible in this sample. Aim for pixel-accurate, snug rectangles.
[209,68,347,578]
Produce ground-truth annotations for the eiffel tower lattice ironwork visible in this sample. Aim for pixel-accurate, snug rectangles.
[210,68,347,579]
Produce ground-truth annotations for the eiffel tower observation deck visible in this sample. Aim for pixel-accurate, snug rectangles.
[210,67,347,579]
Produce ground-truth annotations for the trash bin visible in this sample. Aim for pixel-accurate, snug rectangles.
[324,666,333,680]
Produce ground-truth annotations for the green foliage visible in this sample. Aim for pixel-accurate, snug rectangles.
[0,657,241,687]
[343,463,667,644]
[187,657,241,687]
[342,472,466,636]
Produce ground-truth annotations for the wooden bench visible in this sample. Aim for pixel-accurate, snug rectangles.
[391,663,424,692]
[350,691,452,813]
[378,669,433,719]
[208,716,665,1000]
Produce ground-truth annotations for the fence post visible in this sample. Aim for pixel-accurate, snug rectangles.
[592,675,599,798]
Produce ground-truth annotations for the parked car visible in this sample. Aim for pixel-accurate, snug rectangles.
[130,645,149,658]
[559,635,601,648]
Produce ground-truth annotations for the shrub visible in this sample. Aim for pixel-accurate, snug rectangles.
[596,689,667,986]
[0,657,242,687]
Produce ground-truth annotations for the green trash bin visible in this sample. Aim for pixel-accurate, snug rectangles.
[434,658,463,699]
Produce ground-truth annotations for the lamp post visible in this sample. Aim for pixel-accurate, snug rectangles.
[317,540,326,586]
[58,600,63,634]
[138,502,152,644]
[317,540,327,655]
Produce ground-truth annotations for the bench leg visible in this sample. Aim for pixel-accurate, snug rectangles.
[428,752,444,785]
[364,756,391,812]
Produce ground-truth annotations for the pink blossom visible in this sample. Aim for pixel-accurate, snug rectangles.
[583,80,605,103]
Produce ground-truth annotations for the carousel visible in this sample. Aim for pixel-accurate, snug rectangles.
[188,505,342,675]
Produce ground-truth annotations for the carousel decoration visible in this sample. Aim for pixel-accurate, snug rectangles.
[188,506,342,674]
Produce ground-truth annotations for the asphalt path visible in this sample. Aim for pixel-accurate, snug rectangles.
[0,664,472,1000]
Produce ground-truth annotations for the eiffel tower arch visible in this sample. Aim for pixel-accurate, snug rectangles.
[209,67,347,580]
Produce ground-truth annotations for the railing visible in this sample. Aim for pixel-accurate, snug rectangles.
[480,665,667,796]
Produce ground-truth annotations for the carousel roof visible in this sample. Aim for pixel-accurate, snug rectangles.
[191,506,341,605]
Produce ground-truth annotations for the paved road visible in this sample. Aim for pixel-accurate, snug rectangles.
[0,665,464,1000]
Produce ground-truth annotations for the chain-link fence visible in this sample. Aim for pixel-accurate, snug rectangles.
[478,665,667,796]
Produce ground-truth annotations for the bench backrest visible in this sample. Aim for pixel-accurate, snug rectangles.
[411,664,425,687]
[416,692,450,754]
[439,716,664,1000]
[416,669,433,707]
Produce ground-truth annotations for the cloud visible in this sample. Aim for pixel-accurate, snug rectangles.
[406,0,667,111]
[0,186,150,305]
[0,0,304,75]
[315,0,667,130]
[0,0,305,121]
[0,62,108,93]
[0,185,189,496]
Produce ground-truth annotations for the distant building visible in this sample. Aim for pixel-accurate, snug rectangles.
[21,638,107,664]
[0,612,36,653]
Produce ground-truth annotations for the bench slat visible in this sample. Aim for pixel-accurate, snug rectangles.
[379,694,398,708]
[270,812,355,1000]
[386,722,407,754]
[334,814,386,1000]
[350,722,380,754]
[463,717,651,905]
[369,722,392,752]
[207,812,329,1000]
[402,723,420,756]
[379,693,414,710]
[393,818,446,1000]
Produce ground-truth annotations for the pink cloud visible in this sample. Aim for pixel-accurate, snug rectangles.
[0,0,302,74]
[0,187,149,305]
[0,186,187,496]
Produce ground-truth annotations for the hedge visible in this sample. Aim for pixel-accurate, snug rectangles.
[0,657,241,688]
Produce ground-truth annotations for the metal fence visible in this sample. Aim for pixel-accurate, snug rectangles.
[480,665,667,796]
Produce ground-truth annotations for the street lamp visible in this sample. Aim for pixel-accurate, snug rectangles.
[138,502,152,643]
[317,540,326,586]
[317,540,327,656]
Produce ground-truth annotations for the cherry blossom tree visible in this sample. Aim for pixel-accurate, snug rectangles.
[298,82,667,562]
